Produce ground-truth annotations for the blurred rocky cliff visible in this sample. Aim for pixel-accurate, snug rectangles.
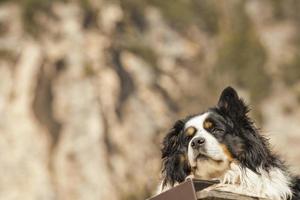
[0,0,300,199]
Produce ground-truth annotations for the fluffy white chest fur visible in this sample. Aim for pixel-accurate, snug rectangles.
[158,163,293,200]
[213,163,292,200]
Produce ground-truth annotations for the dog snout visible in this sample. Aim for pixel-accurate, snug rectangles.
[191,137,205,149]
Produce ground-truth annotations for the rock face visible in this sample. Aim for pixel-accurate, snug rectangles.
[0,0,300,199]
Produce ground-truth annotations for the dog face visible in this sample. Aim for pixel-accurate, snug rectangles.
[161,87,272,188]
[185,112,232,179]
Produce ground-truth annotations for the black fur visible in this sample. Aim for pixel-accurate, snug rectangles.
[215,87,280,173]
[161,86,300,199]
[292,177,300,200]
[161,118,192,187]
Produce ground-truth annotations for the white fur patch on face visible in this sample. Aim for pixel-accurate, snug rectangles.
[185,112,230,179]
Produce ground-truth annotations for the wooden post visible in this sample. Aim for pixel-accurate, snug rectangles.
[147,179,270,200]
[197,190,269,200]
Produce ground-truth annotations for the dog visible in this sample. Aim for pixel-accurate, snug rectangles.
[159,87,300,200]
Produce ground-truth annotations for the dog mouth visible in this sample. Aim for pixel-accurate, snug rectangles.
[196,153,209,160]
[195,152,223,163]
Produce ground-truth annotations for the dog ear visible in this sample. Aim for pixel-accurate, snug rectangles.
[161,120,184,158]
[161,120,190,188]
[217,86,248,119]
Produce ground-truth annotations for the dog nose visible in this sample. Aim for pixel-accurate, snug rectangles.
[191,137,205,149]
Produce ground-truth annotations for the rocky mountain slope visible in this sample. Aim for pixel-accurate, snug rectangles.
[0,0,300,199]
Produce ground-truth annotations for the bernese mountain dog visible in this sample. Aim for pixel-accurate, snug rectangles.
[159,87,300,200]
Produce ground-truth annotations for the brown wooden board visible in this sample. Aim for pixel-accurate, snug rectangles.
[193,179,220,191]
[147,179,270,200]
[197,190,269,200]
[147,179,198,200]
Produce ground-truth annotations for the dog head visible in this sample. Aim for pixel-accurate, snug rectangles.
[161,87,272,188]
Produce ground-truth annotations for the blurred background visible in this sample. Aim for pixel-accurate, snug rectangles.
[0,0,300,199]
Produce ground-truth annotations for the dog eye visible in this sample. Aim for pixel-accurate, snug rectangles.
[203,119,214,130]
[185,126,197,137]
